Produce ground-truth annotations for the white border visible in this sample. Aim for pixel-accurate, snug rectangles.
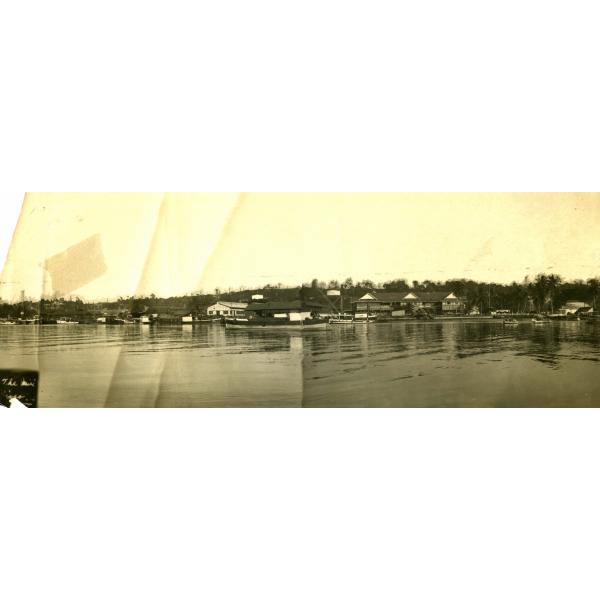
[3,410,600,600]
[2,1,600,599]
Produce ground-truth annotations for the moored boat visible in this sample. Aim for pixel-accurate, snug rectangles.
[227,299,328,330]
[353,312,377,324]
[224,317,328,329]
[492,310,512,319]
[181,317,214,325]
[22,317,40,325]
[329,314,355,324]
[97,316,128,325]
[503,318,519,325]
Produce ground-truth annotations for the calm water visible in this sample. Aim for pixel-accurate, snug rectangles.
[1,321,600,407]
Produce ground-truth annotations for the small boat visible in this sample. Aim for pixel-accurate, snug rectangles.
[493,310,512,319]
[97,316,127,325]
[329,314,355,325]
[181,318,213,325]
[531,318,551,325]
[503,318,519,325]
[224,317,328,330]
[57,319,79,324]
[353,313,377,324]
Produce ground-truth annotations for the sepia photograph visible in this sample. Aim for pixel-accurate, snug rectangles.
[3,2,600,600]
[2,192,599,408]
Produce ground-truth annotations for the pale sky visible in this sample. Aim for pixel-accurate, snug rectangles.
[1,193,599,301]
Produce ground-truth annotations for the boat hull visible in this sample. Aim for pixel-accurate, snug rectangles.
[225,318,328,330]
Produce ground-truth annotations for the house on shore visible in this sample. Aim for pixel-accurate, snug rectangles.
[352,290,465,317]
[206,301,248,318]
[245,300,325,321]
[557,301,592,316]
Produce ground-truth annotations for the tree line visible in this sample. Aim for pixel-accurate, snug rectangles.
[307,274,600,313]
[379,274,599,313]
[1,273,599,318]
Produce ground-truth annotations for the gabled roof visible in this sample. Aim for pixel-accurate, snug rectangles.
[354,290,461,303]
[209,301,248,309]
[413,291,458,302]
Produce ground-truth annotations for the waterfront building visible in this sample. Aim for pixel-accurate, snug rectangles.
[557,301,592,316]
[245,300,324,321]
[206,301,248,317]
[352,290,465,317]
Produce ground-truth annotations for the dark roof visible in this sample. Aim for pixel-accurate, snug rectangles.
[370,291,413,302]
[246,300,324,312]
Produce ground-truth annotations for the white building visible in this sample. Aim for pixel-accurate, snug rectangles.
[557,301,591,316]
[206,301,248,317]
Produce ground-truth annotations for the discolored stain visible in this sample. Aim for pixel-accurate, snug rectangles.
[44,233,107,296]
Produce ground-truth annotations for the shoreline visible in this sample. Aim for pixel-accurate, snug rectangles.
[2,315,592,327]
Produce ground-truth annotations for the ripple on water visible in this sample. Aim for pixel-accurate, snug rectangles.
[2,322,600,406]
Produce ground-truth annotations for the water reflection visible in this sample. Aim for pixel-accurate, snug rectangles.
[303,321,600,407]
[0,321,599,407]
